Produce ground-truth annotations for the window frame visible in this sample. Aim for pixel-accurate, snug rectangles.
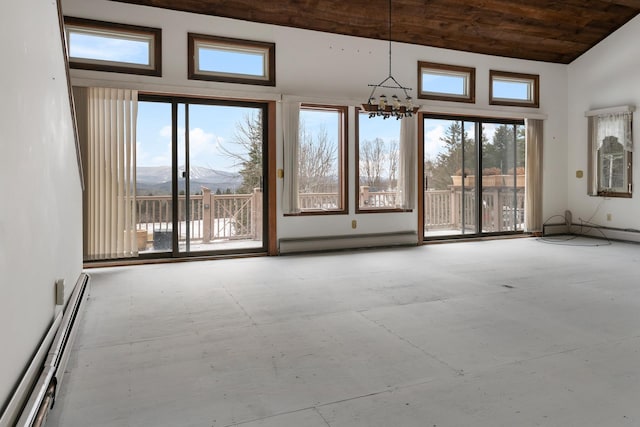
[288,104,348,216]
[64,16,162,76]
[188,33,276,86]
[420,113,526,241]
[355,108,409,213]
[587,108,634,198]
[489,70,539,108]
[417,61,476,103]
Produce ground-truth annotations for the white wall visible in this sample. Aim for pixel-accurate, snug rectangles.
[0,0,83,408]
[62,0,569,243]
[567,14,640,236]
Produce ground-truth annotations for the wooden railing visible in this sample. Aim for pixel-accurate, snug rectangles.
[298,192,339,210]
[425,188,525,232]
[135,186,525,248]
[135,189,261,245]
[359,186,398,208]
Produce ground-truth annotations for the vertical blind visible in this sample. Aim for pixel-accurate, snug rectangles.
[281,101,301,214]
[524,118,543,233]
[397,115,416,210]
[86,88,138,259]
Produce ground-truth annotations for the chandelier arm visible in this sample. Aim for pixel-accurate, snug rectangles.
[387,75,413,98]
[363,0,419,118]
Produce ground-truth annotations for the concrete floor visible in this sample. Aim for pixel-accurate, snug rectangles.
[47,237,640,427]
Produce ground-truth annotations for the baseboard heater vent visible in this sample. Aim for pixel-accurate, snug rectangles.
[0,273,90,427]
[279,231,418,254]
[570,223,640,243]
[543,222,640,243]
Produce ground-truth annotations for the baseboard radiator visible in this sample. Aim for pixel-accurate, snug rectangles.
[0,273,90,427]
[543,222,640,243]
[279,231,418,254]
[571,223,640,243]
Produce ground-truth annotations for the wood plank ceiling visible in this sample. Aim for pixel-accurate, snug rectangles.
[113,0,640,63]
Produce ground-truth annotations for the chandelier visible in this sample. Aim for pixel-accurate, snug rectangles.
[362,0,419,119]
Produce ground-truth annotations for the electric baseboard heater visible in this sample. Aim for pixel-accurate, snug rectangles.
[0,273,90,427]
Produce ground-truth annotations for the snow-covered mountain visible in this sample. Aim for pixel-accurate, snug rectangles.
[137,166,243,194]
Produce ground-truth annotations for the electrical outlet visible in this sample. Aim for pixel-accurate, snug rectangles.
[606,213,612,221]
[55,279,65,305]
[351,220,357,229]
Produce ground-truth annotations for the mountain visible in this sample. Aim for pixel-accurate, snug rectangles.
[137,165,243,195]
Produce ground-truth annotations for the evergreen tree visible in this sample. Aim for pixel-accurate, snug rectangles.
[482,124,525,173]
[428,121,475,189]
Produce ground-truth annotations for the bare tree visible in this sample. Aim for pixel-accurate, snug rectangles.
[360,138,385,189]
[387,140,399,189]
[226,115,338,195]
[298,122,337,193]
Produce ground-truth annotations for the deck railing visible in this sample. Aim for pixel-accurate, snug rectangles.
[136,189,261,244]
[425,188,525,232]
[135,186,525,248]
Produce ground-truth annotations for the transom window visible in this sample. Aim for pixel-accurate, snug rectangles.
[188,33,275,86]
[64,17,161,76]
[490,70,539,107]
[418,61,475,103]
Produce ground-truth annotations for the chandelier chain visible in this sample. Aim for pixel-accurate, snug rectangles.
[362,0,419,119]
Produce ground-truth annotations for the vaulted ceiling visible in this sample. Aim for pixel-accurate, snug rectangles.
[112,0,640,64]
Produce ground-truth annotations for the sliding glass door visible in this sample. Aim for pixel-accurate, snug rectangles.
[423,115,525,239]
[136,97,268,256]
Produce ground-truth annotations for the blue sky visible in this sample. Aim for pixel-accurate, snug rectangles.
[421,73,467,96]
[136,103,503,170]
[136,102,405,171]
[198,48,265,76]
[68,32,150,65]
[72,31,520,171]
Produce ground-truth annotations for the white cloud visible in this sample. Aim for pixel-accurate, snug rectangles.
[482,123,497,142]
[159,125,172,138]
[136,140,171,167]
[424,125,445,161]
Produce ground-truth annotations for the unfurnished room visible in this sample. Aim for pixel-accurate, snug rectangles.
[2,1,640,426]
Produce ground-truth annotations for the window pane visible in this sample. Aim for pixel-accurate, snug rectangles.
[198,46,265,77]
[188,34,275,86]
[136,101,173,254]
[492,79,531,101]
[599,137,626,191]
[481,124,526,232]
[422,72,467,96]
[489,71,538,107]
[68,30,151,65]
[590,111,632,197]
[64,18,161,76]
[298,108,343,210]
[358,112,400,209]
[418,62,475,102]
